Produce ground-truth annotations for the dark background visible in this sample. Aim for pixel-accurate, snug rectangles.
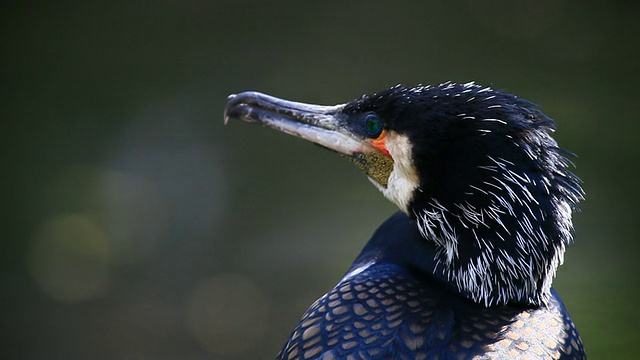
[3,1,638,359]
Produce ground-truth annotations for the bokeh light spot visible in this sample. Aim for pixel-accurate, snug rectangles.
[98,169,170,265]
[27,214,112,302]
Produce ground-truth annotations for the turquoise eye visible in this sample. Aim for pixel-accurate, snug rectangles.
[364,114,383,138]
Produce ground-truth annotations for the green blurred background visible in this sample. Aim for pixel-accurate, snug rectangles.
[2,1,638,359]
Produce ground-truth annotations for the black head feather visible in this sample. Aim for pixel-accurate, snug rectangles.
[343,82,584,305]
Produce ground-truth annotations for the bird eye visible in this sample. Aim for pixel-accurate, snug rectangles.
[363,114,383,138]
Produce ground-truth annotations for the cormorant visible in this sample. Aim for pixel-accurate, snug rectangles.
[224,82,586,359]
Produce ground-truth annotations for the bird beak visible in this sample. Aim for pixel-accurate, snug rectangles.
[224,91,394,188]
[224,91,372,156]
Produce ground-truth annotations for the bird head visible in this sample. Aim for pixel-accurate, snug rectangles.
[224,82,584,306]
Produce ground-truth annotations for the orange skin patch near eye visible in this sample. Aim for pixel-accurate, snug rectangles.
[368,130,390,157]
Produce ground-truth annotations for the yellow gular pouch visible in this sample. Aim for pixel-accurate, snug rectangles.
[347,150,394,188]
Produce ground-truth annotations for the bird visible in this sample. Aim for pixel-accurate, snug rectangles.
[224,81,586,359]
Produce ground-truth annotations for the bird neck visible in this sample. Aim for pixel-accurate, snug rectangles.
[413,199,565,307]
[348,208,564,308]
[406,155,580,307]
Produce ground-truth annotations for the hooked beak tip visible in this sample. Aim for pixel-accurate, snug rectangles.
[223,94,237,125]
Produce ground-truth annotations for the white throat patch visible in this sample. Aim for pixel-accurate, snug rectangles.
[369,132,420,213]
